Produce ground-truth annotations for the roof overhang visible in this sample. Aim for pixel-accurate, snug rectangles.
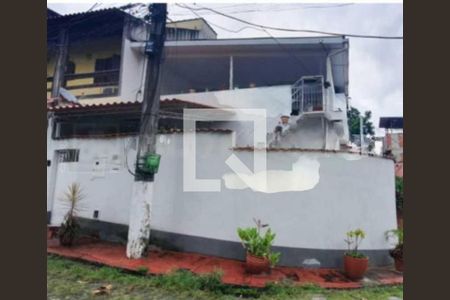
[146,36,348,94]
[164,35,347,48]
[379,117,403,129]
[47,99,235,120]
[160,36,349,95]
[47,8,145,43]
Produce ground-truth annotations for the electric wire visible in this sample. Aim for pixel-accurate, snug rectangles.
[169,3,355,17]
[176,4,403,40]
[179,4,314,74]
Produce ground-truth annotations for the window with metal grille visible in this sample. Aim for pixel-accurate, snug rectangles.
[54,118,140,139]
[57,149,79,162]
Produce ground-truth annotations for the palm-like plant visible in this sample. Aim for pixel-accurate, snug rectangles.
[58,183,85,246]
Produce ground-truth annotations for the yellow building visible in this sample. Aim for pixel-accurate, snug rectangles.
[47,8,150,105]
[47,10,218,105]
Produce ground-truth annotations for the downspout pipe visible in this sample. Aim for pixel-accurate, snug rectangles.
[327,41,349,108]
[324,40,349,150]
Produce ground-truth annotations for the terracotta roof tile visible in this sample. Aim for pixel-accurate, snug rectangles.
[47,99,218,112]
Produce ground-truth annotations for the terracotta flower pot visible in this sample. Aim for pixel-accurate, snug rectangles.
[245,253,270,274]
[394,258,403,272]
[389,245,403,272]
[344,255,369,280]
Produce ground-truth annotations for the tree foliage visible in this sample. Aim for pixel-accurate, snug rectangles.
[395,176,404,211]
[347,106,375,137]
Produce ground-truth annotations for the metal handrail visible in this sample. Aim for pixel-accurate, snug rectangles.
[291,75,325,116]
[47,69,120,82]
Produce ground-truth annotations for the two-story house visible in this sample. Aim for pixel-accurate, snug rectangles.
[47,8,397,268]
[48,8,349,150]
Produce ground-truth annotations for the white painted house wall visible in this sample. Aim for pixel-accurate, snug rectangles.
[119,23,147,103]
[47,137,136,226]
[164,85,348,150]
[47,132,397,267]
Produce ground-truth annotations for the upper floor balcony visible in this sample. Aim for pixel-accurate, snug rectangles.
[290,75,347,124]
[291,76,326,116]
[47,63,120,99]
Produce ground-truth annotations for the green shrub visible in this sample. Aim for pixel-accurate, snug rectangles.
[395,176,404,211]
[136,266,149,275]
[237,219,281,267]
[198,269,223,291]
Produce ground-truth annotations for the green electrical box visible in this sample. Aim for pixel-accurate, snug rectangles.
[143,153,161,174]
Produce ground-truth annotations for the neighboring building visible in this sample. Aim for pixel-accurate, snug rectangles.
[47,8,145,101]
[47,8,397,268]
[166,18,217,40]
[379,117,403,177]
[47,12,213,101]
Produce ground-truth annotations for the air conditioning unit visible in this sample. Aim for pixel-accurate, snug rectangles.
[102,87,118,96]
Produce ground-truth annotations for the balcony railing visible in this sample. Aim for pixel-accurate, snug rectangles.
[47,69,120,98]
[291,76,325,116]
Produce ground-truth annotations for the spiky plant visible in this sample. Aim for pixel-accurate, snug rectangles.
[58,183,84,246]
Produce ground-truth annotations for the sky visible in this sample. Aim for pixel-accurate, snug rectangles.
[48,2,403,136]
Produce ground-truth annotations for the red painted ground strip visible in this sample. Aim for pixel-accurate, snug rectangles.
[47,240,402,289]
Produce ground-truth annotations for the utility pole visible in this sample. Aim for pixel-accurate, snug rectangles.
[126,3,167,259]
[51,27,69,98]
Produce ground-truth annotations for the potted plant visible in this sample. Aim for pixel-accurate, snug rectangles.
[385,228,404,272]
[344,229,369,280]
[58,183,84,247]
[237,219,281,274]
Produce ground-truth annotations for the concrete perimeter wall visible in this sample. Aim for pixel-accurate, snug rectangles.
[48,133,397,267]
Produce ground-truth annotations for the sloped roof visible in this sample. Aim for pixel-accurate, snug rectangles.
[47,99,218,113]
[47,7,127,21]
[47,8,61,19]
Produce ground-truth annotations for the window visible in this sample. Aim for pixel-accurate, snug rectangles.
[166,28,199,41]
[56,149,79,162]
[94,55,121,84]
[54,117,140,139]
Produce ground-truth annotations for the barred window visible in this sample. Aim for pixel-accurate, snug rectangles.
[56,149,79,163]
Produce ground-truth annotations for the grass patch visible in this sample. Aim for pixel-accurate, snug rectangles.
[47,255,403,299]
